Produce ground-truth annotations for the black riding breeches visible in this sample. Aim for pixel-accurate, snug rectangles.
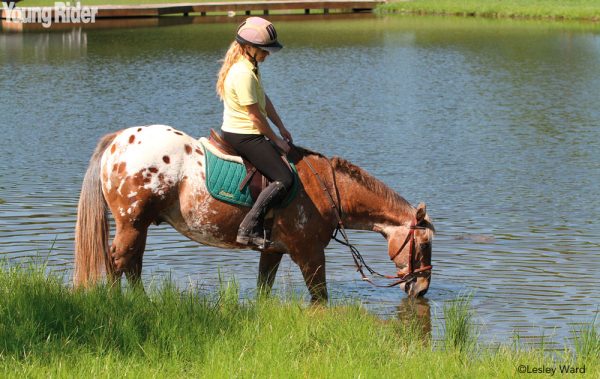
[221,131,294,191]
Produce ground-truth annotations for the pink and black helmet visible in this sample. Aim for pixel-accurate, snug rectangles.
[236,17,283,53]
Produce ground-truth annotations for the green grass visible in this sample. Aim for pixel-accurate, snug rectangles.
[0,265,598,378]
[379,0,600,21]
[442,292,477,353]
[573,310,600,364]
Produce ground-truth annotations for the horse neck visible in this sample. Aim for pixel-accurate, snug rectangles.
[329,157,415,231]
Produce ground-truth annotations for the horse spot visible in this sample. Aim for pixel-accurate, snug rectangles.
[129,135,135,144]
[143,177,151,184]
[138,141,141,144]
[197,161,202,166]
[158,173,165,182]
[148,167,159,173]
[163,155,170,164]
[195,148,204,156]
[167,128,172,131]
[184,144,192,155]
[117,162,127,174]
[201,172,205,180]
[110,144,116,154]
[137,128,142,132]
[174,131,183,136]
[112,163,118,172]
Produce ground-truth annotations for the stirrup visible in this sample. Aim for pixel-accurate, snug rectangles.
[236,228,271,249]
[250,236,271,250]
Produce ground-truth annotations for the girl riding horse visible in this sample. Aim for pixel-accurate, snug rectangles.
[216,17,294,248]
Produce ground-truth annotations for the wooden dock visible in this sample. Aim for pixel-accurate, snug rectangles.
[1,0,385,20]
[1,12,376,32]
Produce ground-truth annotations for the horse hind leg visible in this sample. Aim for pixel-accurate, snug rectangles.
[109,221,149,291]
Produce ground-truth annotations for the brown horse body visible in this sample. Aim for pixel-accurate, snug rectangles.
[75,125,434,301]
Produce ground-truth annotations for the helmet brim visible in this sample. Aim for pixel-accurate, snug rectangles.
[236,35,283,53]
[259,41,283,53]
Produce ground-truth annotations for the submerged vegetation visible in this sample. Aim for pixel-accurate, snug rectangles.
[378,0,600,22]
[0,265,598,378]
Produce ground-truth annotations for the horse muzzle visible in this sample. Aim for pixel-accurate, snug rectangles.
[401,275,430,298]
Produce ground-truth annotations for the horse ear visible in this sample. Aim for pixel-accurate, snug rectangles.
[416,202,427,223]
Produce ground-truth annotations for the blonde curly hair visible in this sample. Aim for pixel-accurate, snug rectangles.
[216,41,246,100]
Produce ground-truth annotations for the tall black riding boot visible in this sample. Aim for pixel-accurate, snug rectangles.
[236,181,287,247]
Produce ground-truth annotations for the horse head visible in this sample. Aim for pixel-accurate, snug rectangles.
[386,203,434,298]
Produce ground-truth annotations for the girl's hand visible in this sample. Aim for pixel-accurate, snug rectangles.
[275,137,290,154]
[279,126,293,143]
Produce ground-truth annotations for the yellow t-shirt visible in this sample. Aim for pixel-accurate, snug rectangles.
[221,57,267,135]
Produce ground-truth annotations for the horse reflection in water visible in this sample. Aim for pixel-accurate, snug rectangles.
[397,298,432,341]
[74,125,434,302]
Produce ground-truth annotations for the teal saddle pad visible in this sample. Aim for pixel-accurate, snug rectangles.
[203,145,299,207]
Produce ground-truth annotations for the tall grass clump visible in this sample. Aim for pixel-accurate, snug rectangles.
[573,311,600,363]
[442,293,477,353]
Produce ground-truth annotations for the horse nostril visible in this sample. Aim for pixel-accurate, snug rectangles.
[417,288,428,297]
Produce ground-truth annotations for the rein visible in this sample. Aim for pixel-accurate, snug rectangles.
[301,153,432,288]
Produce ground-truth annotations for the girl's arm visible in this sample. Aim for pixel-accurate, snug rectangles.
[265,95,293,143]
[246,103,290,153]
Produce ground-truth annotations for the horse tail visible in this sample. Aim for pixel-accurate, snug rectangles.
[74,132,118,287]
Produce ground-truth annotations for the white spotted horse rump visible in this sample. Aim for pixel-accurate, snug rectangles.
[100,125,207,216]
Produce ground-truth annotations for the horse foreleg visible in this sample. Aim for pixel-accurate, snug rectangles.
[292,250,328,304]
[109,222,148,291]
[257,252,283,297]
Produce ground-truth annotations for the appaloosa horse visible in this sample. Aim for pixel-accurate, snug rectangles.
[74,124,434,301]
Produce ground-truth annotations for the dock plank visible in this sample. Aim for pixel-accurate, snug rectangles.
[1,0,386,20]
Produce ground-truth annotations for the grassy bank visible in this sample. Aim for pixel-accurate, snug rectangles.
[378,0,600,22]
[0,266,598,378]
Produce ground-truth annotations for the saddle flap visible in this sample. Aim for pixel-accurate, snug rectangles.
[200,134,299,208]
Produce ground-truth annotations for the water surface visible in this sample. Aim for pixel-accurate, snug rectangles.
[1,15,599,347]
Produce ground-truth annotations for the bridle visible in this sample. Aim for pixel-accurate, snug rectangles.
[332,216,432,288]
[302,151,433,288]
[387,218,433,285]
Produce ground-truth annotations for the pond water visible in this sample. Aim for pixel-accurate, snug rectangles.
[1,14,599,348]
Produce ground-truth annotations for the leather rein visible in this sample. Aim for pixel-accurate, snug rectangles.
[302,152,432,288]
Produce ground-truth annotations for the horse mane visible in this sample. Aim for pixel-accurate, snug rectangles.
[293,146,417,220]
[330,156,415,216]
[292,145,327,160]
